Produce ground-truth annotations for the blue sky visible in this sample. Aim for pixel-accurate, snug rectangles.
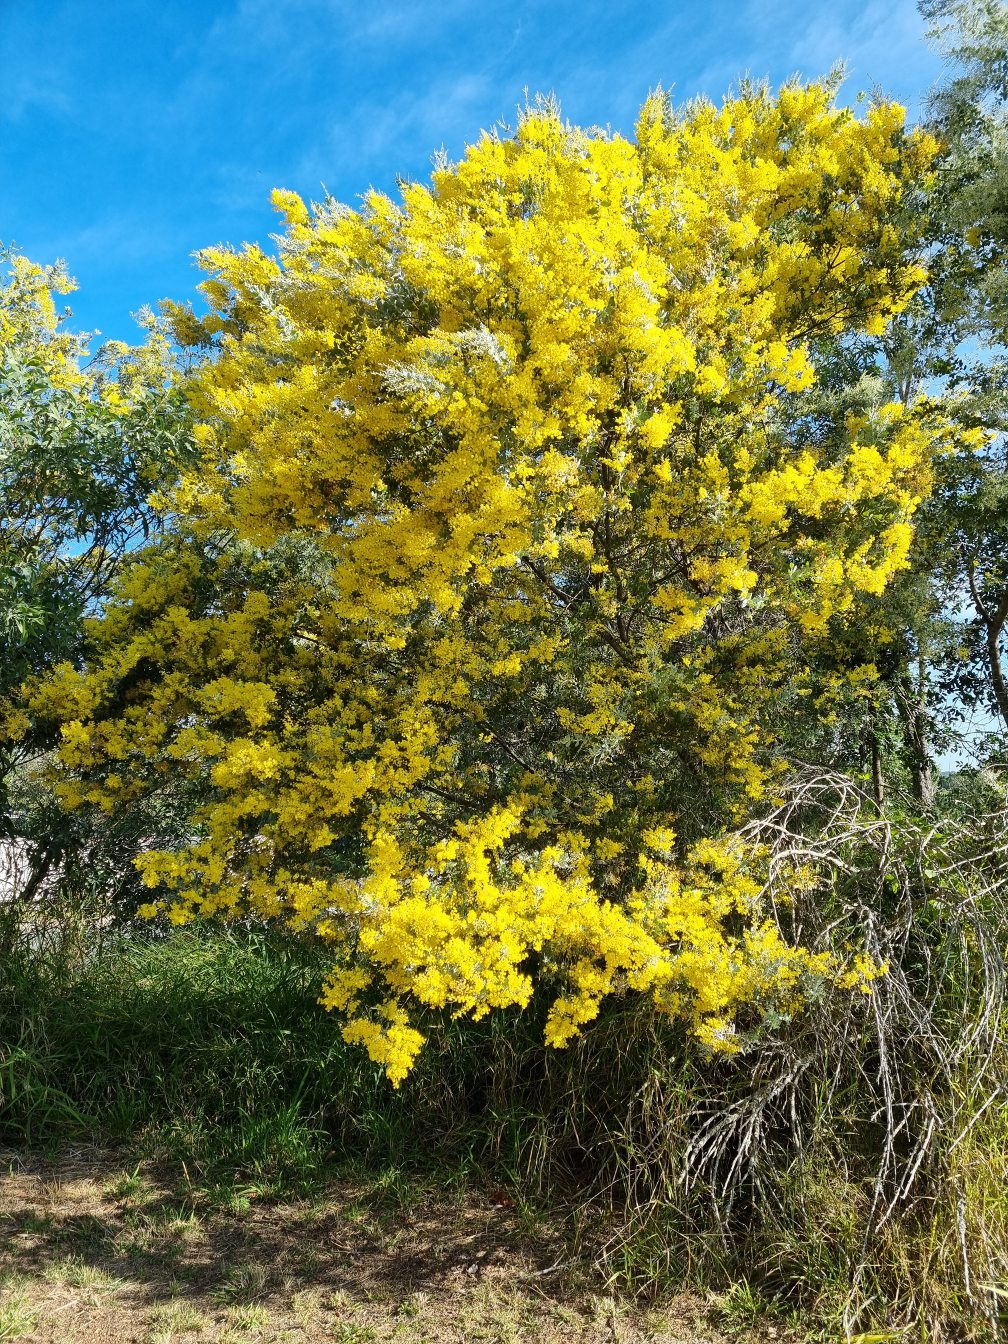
[2,0,944,345]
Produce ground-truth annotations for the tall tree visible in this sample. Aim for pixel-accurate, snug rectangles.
[915,0,1008,740]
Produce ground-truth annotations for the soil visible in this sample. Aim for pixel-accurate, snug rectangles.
[0,1146,745,1344]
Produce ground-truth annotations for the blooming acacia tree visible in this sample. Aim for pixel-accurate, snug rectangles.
[33,86,950,1081]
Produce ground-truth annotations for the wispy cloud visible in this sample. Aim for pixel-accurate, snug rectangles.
[290,71,494,194]
[744,0,941,113]
[2,68,73,123]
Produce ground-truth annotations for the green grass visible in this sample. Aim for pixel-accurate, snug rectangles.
[0,928,361,1178]
[223,1303,272,1331]
[0,923,609,1195]
[43,1256,123,1295]
[0,1280,38,1342]
[214,1262,271,1305]
[148,1301,209,1333]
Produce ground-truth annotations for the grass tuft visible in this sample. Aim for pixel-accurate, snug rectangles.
[0,1282,37,1342]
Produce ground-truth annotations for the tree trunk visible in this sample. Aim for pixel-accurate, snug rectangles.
[870,728,886,809]
[967,565,1008,732]
[985,613,1008,731]
[896,654,935,810]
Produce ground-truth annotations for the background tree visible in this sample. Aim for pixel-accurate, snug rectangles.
[770,2,1008,802]
[0,250,193,922]
[879,1,1008,759]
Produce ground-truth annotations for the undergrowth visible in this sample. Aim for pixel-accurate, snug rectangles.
[1,772,1007,1340]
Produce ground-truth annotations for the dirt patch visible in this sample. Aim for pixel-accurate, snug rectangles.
[0,1146,737,1343]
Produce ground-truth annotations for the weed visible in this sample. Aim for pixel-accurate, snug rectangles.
[224,1302,272,1330]
[107,1162,154,1204]
[43,1255,122,1299]
[0,1282,36,1342]
[214,1262,270,1304]
[290,1287,323,1325]
[396,1291,428,1319]
[716,1280,772,1333]
[148,1301,208,1332]
[330,1324,378,1344]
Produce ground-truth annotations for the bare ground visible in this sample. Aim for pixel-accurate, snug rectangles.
[0,1147,750,1344]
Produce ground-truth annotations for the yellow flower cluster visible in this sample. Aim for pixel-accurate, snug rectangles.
[28,85,947,1081]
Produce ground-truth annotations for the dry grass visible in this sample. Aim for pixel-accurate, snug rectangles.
[0,1147,749,1344]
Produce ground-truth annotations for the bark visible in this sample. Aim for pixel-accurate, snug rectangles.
[895,653,936,810]
[986,614,1008,731]
[870,728,886,809]
[968,562,1008,731]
